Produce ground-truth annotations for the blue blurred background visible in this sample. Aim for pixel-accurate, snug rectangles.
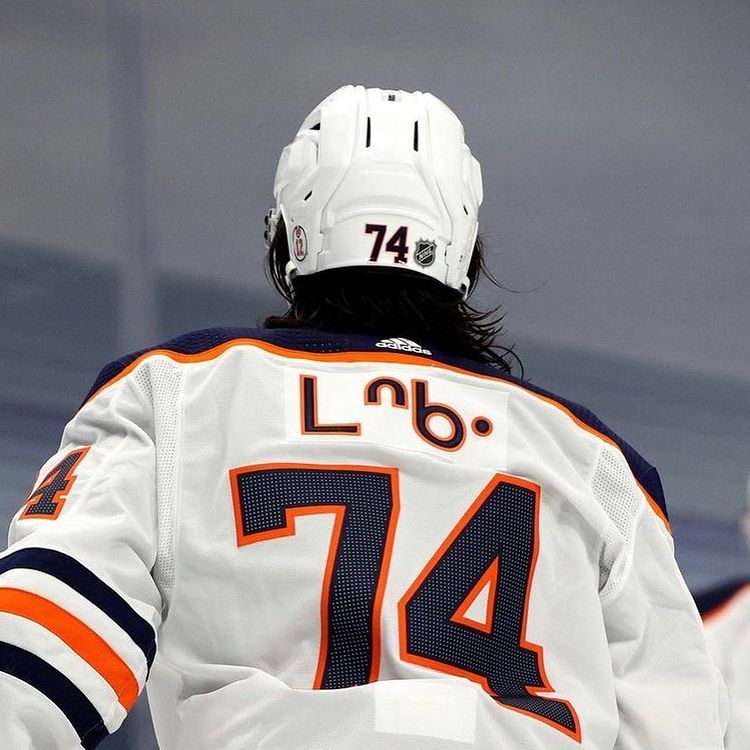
[1,1,749,746]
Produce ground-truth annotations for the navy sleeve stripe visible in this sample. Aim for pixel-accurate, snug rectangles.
[81,326,668,522]
[0,548,156,669]
[0,642,109,749]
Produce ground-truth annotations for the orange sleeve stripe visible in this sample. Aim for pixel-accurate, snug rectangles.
[0,587,139,711]
[84,336,672,532]
[635,479,672,532]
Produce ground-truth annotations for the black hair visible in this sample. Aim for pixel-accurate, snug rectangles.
[263,216,522,375]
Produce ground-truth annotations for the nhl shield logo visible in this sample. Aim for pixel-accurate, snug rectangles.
[414,239,436,267]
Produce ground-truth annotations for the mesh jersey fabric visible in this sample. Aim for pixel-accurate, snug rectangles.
[1,327,724,749]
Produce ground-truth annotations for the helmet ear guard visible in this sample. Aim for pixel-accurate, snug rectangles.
[263,208,279,251]
[266,85,483,298]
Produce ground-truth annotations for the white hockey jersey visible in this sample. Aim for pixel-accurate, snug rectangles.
[697,579,750,749]
[0,327,726,749]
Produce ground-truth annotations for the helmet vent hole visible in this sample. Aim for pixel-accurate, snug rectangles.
[463,205,468,215]
[304,190,313,201]
[366,117,371,148]
[413,121,419,151]
[310,122,321,130]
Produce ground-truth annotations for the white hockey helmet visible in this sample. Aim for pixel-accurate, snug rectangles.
[266,85,483,297]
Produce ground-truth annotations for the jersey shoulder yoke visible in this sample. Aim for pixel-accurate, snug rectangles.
[82,326,668,523]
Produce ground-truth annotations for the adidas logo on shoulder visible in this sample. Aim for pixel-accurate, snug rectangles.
[375,337,432,356]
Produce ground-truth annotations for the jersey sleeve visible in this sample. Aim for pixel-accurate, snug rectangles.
[595,446,728,749]
[699,584,750,750]
[0,369,160,749]
[725,630,750,750]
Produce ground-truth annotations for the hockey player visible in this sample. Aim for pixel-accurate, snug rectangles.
[695,476,750,749]
[0,85,727,748]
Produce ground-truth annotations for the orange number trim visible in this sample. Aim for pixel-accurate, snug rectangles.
[20,447,91,521]
[397,473,581,742]
[229,462,400,687]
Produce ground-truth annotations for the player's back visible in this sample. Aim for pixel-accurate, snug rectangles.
[98,325,666,750]
[11,326,718,750]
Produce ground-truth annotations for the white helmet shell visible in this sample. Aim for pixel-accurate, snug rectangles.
[269,85,483,296]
